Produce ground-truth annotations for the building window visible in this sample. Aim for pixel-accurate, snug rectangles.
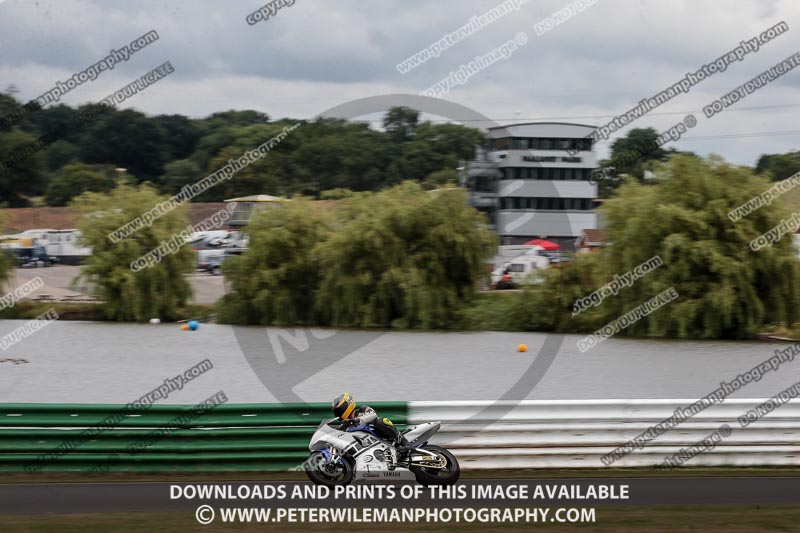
[493,137,510,150]
[501,197,594,211]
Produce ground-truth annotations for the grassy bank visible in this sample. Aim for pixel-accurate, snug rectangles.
[4,466,800,484]
[2,290,794,345]
[0,300,216,322]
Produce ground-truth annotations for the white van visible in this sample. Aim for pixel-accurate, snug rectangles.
[491,253,549,288]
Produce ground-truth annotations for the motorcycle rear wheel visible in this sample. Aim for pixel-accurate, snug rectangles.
[410,445,460,486]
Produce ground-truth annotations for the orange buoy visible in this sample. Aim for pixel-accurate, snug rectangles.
[517,343,528,353]
[181,324,190,331]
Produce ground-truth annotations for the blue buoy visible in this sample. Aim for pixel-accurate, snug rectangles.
[188,320,199,331]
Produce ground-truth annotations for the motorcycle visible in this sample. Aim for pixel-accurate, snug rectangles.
[303,417,460,487]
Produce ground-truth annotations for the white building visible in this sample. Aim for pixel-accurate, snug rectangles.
[462,122,599,248]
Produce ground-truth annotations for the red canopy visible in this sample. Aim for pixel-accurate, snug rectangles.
[523,238,560,250]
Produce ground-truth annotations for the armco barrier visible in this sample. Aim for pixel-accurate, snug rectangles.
[3,400,798,472]
[411,399,800,468]
[0,402,408,472]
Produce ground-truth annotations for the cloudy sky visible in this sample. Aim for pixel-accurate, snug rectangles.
[1,0,799,164]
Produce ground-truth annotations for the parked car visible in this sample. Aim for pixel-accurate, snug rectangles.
[197,247,246,275]
[196,249,226,274]
[9,246,60,268]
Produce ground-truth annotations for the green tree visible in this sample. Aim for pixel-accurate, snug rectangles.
[77,109,169,182]
[20,103,80,141]
[0,129,47,206]
[460,252,608,332]
[383,106,419,144]
[600,155,800,339]
[159,158,202,196]
[0,210,14,288]
[319,188,354,200]
[219,183,495,328]
[151,114,201,161]
[315,183,495,328]
[44,140,80,171]
[197,110,270,132]
[45,163,116,206]
[421,169,458,190]
[387,123,483,184]
[218,198,330,325]
[73,183,194,321]
[288,119,393,194]
[755,152,800,181]
[606,127,666,180]
[205,145,282,200]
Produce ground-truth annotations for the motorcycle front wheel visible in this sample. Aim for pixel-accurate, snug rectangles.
[304,452,355,487]
[410,445,460,486]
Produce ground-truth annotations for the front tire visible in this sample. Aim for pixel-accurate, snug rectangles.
[410,445,460,486]
[304,452,355,487]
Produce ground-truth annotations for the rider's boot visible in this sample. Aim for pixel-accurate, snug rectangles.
[395,435,412,462]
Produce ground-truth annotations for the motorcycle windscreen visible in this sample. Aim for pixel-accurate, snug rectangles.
[309,423,357,451]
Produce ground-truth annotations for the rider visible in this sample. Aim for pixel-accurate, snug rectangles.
[332,393,412,460]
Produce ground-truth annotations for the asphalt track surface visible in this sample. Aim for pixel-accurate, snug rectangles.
[1,478,799,515]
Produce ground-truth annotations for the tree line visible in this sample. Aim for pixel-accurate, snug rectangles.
[0,96,483,207]
[2,89,796,207]
[26,154,791,339]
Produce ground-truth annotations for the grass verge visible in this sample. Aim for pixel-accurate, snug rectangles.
[3,466,800,484]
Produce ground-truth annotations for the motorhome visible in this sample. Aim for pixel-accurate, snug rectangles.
[40,229,92,265]
[1,229,91,265]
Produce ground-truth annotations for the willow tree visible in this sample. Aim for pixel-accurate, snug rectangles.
[315,182,495,328]
[73,183,194,321]
[218,198,331,325]
[0,210,13,289]
[600,155,800,339]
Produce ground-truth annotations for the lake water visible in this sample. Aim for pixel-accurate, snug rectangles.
[0,321,795,404]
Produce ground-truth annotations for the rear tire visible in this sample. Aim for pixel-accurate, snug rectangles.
[304,452,355,487]
[410,445,460,486]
